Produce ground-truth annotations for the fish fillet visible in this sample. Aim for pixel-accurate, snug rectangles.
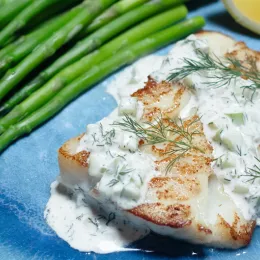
[58,31,258,249]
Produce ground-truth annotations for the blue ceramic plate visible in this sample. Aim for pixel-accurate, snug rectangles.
[1,1,259,259]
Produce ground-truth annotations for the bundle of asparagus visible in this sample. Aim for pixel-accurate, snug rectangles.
[0,0,205,152]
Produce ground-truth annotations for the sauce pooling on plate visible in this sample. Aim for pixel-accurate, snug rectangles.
[44,56,160,254]
[45,181,149,253]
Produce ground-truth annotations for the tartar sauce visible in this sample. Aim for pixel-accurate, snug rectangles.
[45,34,260,253]
[161,35,260,222]
[45,55,160,253]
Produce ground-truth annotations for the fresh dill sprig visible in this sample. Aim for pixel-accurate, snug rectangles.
[231,92,240,104]
[167,49,260,100]
[117,154,126,161]
[224,178,231,182]
[99,123,116,145]
[91,133,98,144]
[107,179,119,187]
[76,214,84,221]
[241,157,260,183]
[88,217,99,229]
[97,212,116,226]
[106,212,116,226]
[118,167,135,175]
[88,213,115,230]
[106,150,114,158]
[67,224,73,233]
[107,166,135,187]
[114,114,167,144]
[113,114,204,173]
[231,169,238,178]
[138,174,143,185]
[74,185,84,192]
[236,145,243,156]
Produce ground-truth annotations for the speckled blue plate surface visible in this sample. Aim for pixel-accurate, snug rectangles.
[0,1,259,259]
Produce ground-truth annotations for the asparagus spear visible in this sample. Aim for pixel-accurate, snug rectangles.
[22,0,83,33]
[0,0,69,47]
[0,0,14,6]
[0,0,148,74]
[0,17,205,153]
[0,0,16,4]
[0,0,186,115]
[0,7,82,74]
[44,0,186,78]
[0,0,33,29]
[0,6,188,133]
[0,0,116,101]
[0,40,19,60]
[83,0,149,35]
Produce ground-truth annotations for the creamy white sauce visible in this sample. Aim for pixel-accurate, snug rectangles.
[45,34,260,253]
[160,35,260,222]
[45,55,161,253]
[76,109,158,210]
[107,55,164,103]
[45,181,149,253]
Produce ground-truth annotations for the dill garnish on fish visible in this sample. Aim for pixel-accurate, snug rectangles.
[242,157,260,183]
[167,49,260,100]
[113,114,204,173]
[107,165,135,187]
